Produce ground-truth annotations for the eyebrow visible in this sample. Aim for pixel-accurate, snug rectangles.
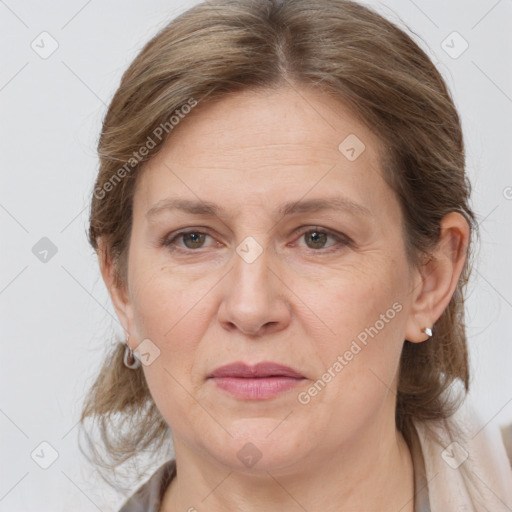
[146,196,372,219]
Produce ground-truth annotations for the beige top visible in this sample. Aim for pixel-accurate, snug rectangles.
[118,403,512,511]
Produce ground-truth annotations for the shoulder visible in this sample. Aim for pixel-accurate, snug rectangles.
[117,459,176,512]
[413,399,512,511]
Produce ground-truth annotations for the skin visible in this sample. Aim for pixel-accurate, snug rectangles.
[99,84,470,511]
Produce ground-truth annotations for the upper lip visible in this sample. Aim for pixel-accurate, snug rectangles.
[208,361,304,379]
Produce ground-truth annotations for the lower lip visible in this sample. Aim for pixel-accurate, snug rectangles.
[210,377,304,399]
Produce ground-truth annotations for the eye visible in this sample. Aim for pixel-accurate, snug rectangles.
[162,229,213,251]
[294,226,352,252]
[160,226,352,254]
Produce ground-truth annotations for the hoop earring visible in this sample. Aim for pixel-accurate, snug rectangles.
[422,327,433,337]
[123,333,141,369]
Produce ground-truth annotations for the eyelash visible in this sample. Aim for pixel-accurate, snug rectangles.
[160,226,352,255]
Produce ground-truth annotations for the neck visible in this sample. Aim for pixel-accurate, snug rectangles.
[161,417,415,512]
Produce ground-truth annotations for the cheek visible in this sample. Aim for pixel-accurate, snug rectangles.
[130,261,209,342]
[128,264,216,395]
[131,269,211,432]
[296,261,407,404]
[300,260,404,349]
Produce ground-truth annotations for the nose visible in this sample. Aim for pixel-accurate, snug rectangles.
[217,242,291,338]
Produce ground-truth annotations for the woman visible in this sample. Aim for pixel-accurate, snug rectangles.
[79,0,512,510]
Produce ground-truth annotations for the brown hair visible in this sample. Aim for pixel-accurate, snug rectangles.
[80,0,478,493]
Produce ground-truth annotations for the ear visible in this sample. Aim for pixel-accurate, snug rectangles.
[97,237,136,349]
[404,212,470,343]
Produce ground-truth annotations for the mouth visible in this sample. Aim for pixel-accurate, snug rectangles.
[207,361,305,400]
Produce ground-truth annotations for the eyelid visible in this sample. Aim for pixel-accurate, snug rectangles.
[161,227,218,250]
[294,225,351,240]
[160,225,353,253]
[292,225,353,249]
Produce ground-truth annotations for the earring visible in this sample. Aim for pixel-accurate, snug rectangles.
[123,332,141,369]
[422,327,433,337]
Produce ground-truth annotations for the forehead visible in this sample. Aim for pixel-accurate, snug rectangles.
[134,85,391,218]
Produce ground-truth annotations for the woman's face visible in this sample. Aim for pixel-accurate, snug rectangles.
[118,85,423,473]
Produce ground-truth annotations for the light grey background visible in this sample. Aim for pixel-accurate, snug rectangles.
[1,0,511,510]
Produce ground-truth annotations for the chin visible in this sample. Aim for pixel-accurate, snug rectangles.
[207,417,309,474]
